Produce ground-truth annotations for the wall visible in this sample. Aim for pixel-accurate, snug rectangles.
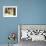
[0,0,18,44]
[0,0,46,44]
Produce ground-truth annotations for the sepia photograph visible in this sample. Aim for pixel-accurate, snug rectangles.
[3,6,17,17]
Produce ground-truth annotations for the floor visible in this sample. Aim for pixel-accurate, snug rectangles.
[19,39,46,46]
[0,40,46,46]
[0,44,18,46]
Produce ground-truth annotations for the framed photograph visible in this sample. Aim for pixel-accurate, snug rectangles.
[3,6,17,17]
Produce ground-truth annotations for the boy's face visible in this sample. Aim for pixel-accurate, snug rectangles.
[8,8,13,15]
